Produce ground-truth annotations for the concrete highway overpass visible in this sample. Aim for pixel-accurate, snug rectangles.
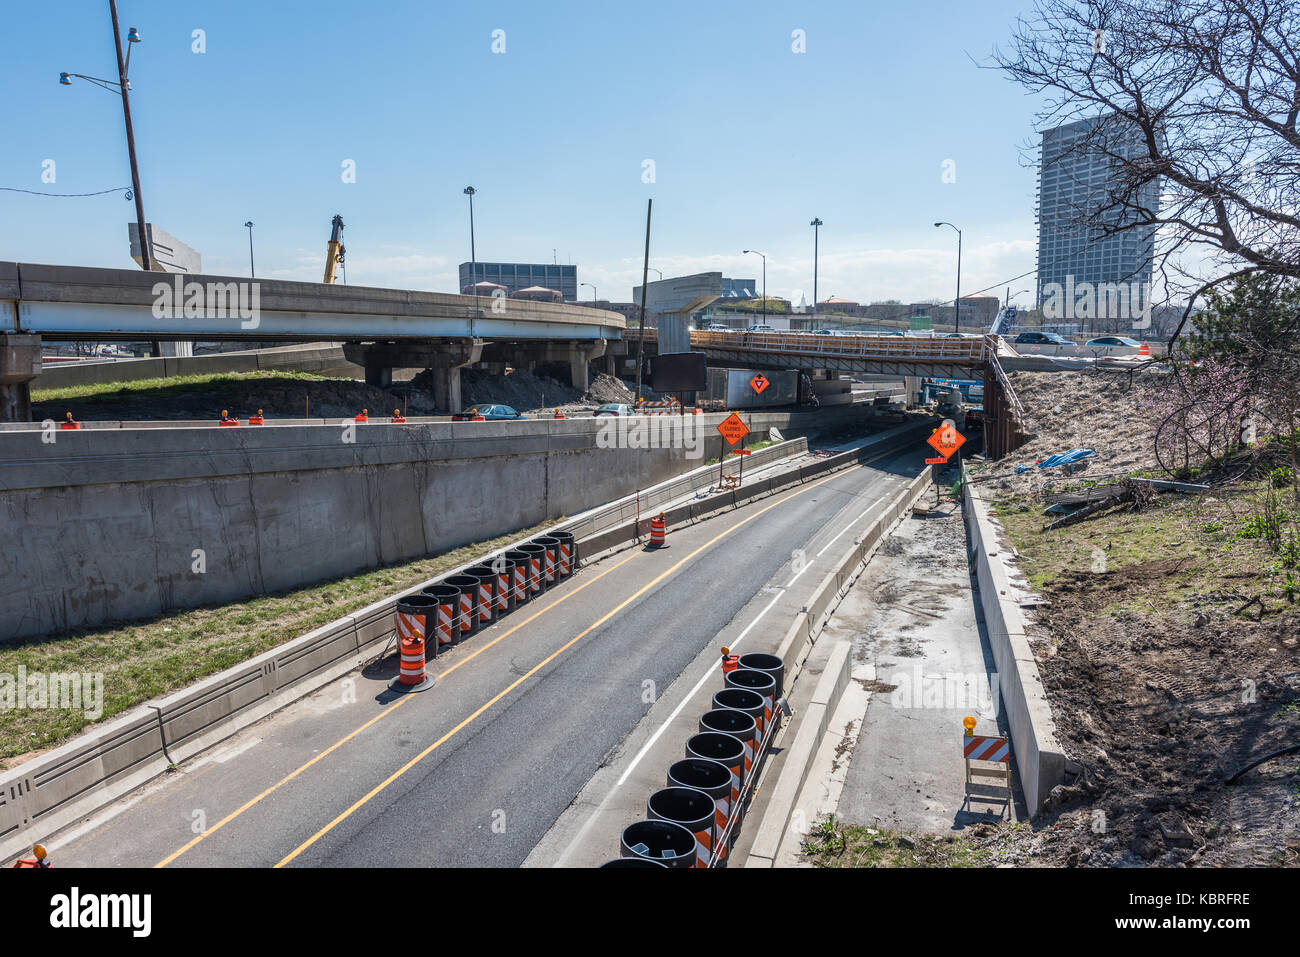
[0,261,625,418]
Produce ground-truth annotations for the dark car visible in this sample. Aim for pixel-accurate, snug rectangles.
[1015,331,1076,346]
[451,404,526,421]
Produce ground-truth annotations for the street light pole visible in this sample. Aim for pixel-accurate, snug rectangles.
[810,218,822,317]
[109,1,150,272]
[581,282,597,306]
[934,222,962,333]
[244,222,255,277]
[648,268,663,281]
[743,250,766,326]
[463,186,477,307]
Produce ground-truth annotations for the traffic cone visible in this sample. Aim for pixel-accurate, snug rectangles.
[59,412,81,430]
[355,409,369,423]
[219,410,240,427]
[247,409,265,425]
[391,408,407,423]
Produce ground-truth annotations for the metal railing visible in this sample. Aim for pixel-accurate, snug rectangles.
[627,327,989,363]
[988,351,1024,418]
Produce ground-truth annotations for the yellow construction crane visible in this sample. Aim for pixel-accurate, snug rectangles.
[323,214,346,284]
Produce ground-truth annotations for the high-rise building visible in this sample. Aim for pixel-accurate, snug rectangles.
[458,262,578,301]
[1036,114,1159,326]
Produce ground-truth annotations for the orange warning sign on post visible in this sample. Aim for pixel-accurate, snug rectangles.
[749,374,769,395]
[926,420,966,461]
[717,412,750,447]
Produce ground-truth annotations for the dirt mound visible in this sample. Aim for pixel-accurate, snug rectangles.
[404,368,642,414]
[977,369,1165,495]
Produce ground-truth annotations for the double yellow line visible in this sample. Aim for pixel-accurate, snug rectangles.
[156,456,886,867]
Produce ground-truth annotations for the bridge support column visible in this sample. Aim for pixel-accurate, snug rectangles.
[0,334,41,422]
[427,340,483,414]
[567,340,606,392]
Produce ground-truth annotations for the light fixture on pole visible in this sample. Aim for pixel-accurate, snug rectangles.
[934,222,962,333]
[743,250,766,326]
[60,3,151,272]
[1005,287,1029,309]
[809,218,823,317]
[648,267,663,281]
[244,221,255,277]
[581,282,597,306]
[463,186,477,302]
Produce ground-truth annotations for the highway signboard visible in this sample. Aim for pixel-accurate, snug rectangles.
[717,412,749,447]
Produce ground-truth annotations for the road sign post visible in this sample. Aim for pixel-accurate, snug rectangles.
[716,412,750,491]
[924,419,967,506]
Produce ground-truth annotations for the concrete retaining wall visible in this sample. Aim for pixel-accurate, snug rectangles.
[0,408,893,640]
[962,472,1067,815]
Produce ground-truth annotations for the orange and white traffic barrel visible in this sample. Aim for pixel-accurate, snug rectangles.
[725,669,776,744]
[685,732,746,811]
[490,557,512,613]
[391,596,437,692]
[720,647,739,676]
[1138,341,1151,356]
[444,574,480,638]
[532,536,559,585]
[648,787,717,869]
[619,820,696,869]
[706,695,761,777]
[648,513,666,548]
[738,652,785,702]
[505,550,531,604]
[519,543,547,594]
[667,758,734,863]
[420,583,460,650]
[551,531,576,578]
[465,565,496,625]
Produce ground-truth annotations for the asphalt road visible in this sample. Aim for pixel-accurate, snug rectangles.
[53,447,921,868]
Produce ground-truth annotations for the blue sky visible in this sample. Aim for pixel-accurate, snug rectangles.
[2,0,1049,306]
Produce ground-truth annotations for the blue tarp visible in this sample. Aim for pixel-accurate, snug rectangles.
[1016,449,1097,473]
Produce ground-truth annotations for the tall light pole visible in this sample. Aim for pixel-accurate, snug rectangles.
[244,221,255,277]
[743,250,766,326]
[61,3,150,271]
[648,267,663,281]
[1005,287,1028,309]
[934,222,962,333]
[463,186,477,301]
[810,218,823,317]
[581,282,597,306]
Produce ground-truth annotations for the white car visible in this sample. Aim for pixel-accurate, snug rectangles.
[746,324,776,333]
[592,403,637,416]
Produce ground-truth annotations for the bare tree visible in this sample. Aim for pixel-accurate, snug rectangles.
[994,0,1300,342]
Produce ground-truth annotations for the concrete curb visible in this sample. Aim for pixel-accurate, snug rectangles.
[745,641,853,867]
[741,465,935,866]
[961,467,1068,815]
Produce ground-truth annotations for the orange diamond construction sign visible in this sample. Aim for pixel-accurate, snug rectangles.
[717,412,750,447]
[749,374,769,395]
[926,421,966,461]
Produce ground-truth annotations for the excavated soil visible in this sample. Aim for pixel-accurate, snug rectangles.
[976,368,1165,496]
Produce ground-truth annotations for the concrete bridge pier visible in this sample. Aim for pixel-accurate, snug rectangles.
[497,339,607,390]
[0,334,41,422]
[343,339,483,412]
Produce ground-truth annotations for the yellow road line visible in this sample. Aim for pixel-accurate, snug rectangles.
[154,547,643,867]
[274,462,874,867]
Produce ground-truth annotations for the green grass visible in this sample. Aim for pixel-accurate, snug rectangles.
[31,370,342,404]
[994,480,1300,619]
[0,518,557,766]
[802,821,996,868]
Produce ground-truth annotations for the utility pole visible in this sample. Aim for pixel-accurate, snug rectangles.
[634,198,652,401]
[110,1,150,273]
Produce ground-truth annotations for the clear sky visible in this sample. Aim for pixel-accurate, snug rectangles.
[2,0,1050,307]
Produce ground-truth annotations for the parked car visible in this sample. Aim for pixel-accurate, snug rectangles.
[452,404,526,421]
[809,328,834,335]
[704,322,731,332]
[1015,331,1076,346]
[1084,335,1142,348]
[746,323,776,333]
[592,403,637,417]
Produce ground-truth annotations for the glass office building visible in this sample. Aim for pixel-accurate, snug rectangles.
[459,262,578,301]
[1036,114,1159,306]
